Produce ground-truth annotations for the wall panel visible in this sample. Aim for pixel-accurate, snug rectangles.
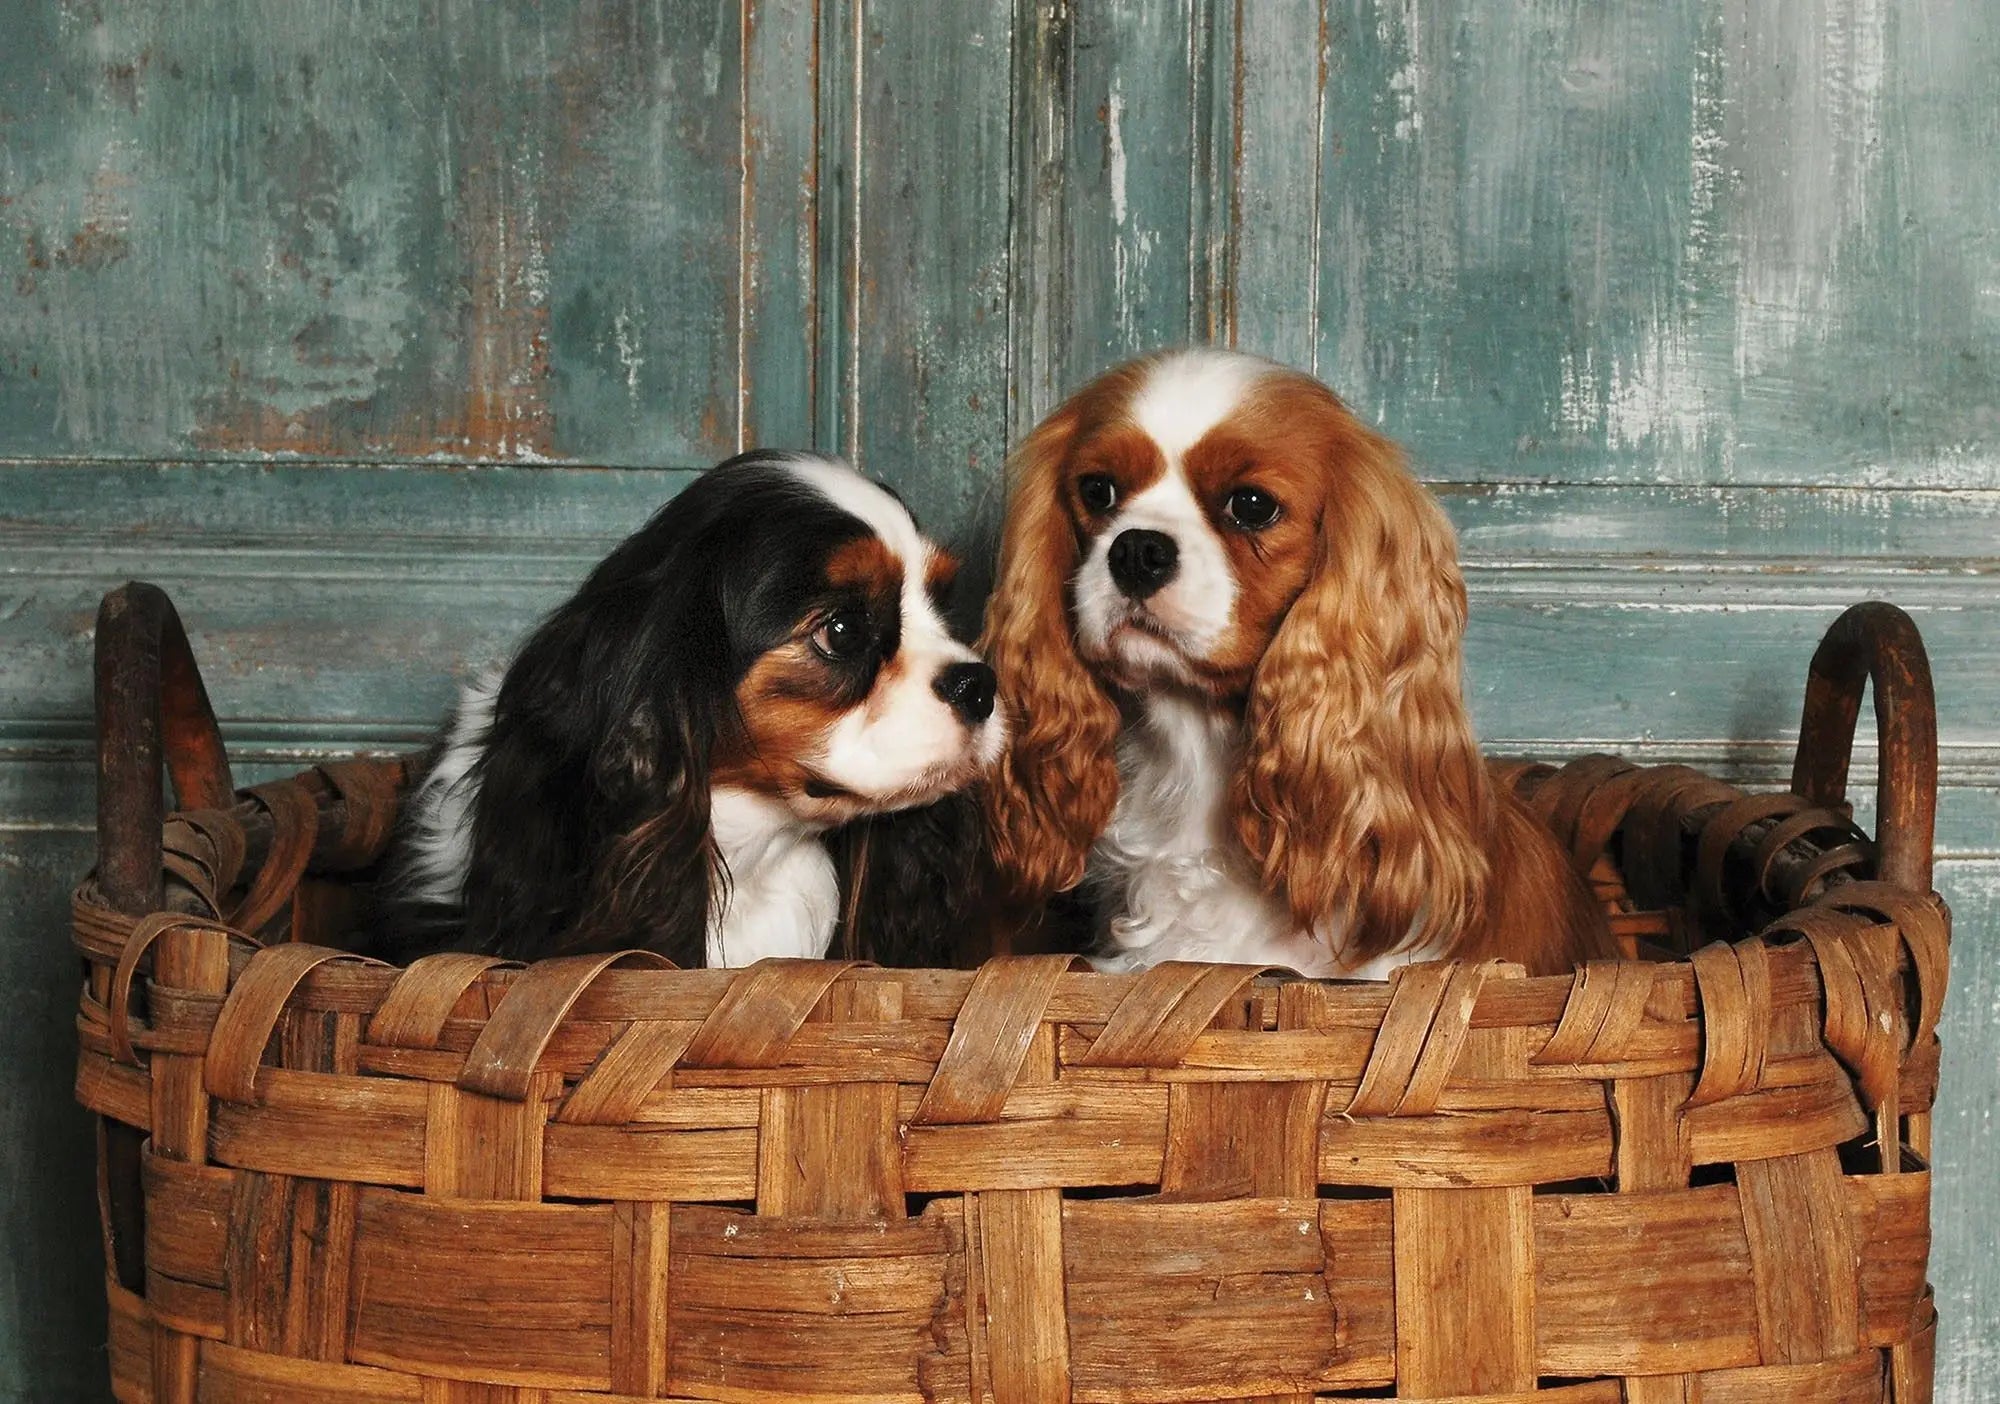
[0,0,768,466]
[1313,0,2000,490]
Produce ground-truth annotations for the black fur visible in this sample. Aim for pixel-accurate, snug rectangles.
[831,790,991,967]
[373,451,988,968]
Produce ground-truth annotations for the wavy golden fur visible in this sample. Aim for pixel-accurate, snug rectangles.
[1229,411,1494,957]
[979,396,1126,898]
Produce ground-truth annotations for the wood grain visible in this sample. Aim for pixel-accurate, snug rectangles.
[1392,1185,1537,1396]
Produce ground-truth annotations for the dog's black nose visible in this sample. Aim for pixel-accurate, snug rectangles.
[1108,528,1178,599]
[934,661,997,724]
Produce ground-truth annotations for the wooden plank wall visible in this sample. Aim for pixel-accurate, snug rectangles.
[2,1,1995,1397]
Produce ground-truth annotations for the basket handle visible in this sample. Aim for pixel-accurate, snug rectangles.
[1789,601,1937,894]
[95,582,236,916]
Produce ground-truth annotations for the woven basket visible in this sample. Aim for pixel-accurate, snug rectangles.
[73,581,1949,1404]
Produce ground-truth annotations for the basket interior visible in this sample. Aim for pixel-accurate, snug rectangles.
[137,751,1886,962]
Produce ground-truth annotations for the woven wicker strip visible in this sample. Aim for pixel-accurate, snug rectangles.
[74,586,1949,1402]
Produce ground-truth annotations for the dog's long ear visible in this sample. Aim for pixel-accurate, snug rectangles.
[463,600,721,966]
[978,402,1123,901]
[833,791,989,968]
[1232,425,1493,962]
[570,697,720,966]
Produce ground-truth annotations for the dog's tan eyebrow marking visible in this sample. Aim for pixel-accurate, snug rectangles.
[924,549,960,597]
[824,535,901,591]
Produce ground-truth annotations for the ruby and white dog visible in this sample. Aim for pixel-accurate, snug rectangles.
[980,349,1609,977]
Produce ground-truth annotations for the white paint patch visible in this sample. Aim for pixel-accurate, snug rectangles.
[518,171,552,308]
[1558,328,1728,475]
[1685,23,1728,270]
[1106,81,1129,226]
[1557,345,1603,444]
[613,308,645,395]
[1389,61,1424,139]
[1603,327,1730,471]
[1112,228,1157,346]
[1104,78,1157,344]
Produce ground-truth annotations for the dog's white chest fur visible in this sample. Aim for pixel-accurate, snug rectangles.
[704,788,839,966]
[1088,694,1431,979]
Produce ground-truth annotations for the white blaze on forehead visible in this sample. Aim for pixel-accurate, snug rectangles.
[1070,351,1265,668]
[777,453,961,654]
[778,453,930,575]
[1126,348,1270,461]
[778,453,1004,801]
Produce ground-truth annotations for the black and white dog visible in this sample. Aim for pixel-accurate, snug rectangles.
[378,451,1004,967]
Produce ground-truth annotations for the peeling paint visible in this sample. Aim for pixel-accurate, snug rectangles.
[0,0,750,467]
[1727,0,1892,378]
[1309,0,1998,491]
[1387,62,1423,139]
[612,307,645,396]
[1106,80,1129,227]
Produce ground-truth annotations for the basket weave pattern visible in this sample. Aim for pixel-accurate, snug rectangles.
[73,588,1948,1403]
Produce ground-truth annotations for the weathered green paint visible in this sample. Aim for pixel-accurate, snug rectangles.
[1060,1,1200,371]
[1309,0,2000,490]
[850,0,1017,535]
[0,0,753,465]
[2,1,1997,1399]
[1932,862,2000,1399]
[4,2,1996,485]
[743,0,821,451]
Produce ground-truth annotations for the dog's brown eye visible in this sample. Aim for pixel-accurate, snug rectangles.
[1078,474,1118,514]
[1223,485,1280,530]
[812,607,870,660]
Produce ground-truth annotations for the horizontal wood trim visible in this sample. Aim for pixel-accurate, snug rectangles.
[3,463,1997,556]
[10,535,1997,606]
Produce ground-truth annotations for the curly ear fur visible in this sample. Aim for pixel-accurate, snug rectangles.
[978,404,1123,900]
[1232,425,1495,962]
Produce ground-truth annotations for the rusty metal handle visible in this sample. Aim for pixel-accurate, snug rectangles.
[95,582,236,916]
[1790,601,1938,893]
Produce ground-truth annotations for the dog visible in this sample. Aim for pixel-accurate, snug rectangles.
[978,348,1610,977]
[379,450,1006,968]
